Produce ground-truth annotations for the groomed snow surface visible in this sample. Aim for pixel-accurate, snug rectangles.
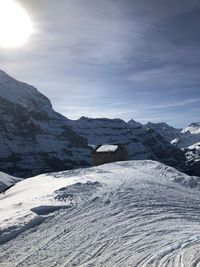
[1,160,200,266]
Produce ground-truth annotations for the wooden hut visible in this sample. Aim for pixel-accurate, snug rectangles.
[92,144,128,166]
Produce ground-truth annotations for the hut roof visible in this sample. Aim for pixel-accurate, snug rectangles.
[96,144,118,153]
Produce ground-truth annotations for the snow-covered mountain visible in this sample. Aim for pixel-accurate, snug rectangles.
[2,69,200,178]
[145,121,200,149]
[182,122,200,135]
[1,160,200,266]
[171,132,200,149]
[145,121,200,176]
[171,122,200,149]
[66,117,186,171]
[145,122,181,142]
[184,142,200,176]
[0,70,90,177]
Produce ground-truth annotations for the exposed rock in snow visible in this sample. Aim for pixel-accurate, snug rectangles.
[171,132,200,149]
[184,142,200,176]
[145,122,200,176]
[1,160,200,266]
[145,121,181,142]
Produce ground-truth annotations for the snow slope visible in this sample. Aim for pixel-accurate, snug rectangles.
[1,160,200,266]
[0,172,21,193]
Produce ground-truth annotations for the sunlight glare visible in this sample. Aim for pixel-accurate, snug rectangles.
[0,0,33,48]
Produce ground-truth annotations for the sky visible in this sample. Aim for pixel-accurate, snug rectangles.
[0,0,200,127]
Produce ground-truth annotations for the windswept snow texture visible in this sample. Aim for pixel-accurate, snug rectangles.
[1,160,200,266]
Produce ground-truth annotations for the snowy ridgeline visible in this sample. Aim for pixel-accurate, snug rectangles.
[1,160,200,266]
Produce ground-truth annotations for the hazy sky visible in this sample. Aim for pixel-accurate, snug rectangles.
[1,0,200,127]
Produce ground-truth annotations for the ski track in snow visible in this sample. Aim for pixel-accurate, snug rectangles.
[1,161,200,266]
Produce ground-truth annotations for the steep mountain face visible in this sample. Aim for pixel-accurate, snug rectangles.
[0,70,90,177]
[171,123,200,149]
[145,122,200,176]
[145,122,181,142]
[145,121,200,149]
[171,132,200,149]
[66,117,186,172]
[145,121,200,176]
[184,142,200,176]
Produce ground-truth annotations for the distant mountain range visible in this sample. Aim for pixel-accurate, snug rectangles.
[144,121,200,176]
[0,70,199,177]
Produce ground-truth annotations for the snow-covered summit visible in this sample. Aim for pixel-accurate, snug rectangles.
[0,70,52,114]
[182,122,200,134]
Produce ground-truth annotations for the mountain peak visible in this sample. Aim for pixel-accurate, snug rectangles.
[182,122,200,134]
[127,119,142,128]
[0,70,52,113]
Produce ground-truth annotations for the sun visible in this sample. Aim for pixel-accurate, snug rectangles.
[0,0,33,48]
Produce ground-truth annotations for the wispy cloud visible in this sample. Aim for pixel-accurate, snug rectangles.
[1,0,200,127]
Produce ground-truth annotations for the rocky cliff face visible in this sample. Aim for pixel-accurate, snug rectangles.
[0,70,91,177]
[183,142,200,176]
[66,117,186,172]
[145,121,200,176]
[145,122,181,142]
